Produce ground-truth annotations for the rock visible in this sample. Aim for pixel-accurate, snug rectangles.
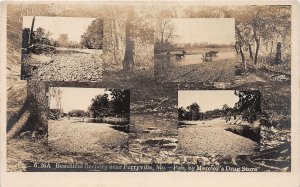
[147,127,157,130]
[143,137,177,145]
[217,155,232,164]
[197,157,211,166]
[160,143,177,149]
[142,130,151,133]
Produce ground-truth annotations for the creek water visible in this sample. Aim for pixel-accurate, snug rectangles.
[155,49,237,68]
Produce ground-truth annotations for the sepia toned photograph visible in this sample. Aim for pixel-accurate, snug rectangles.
[21,16,103,81]
[154,18,236,83]
[101,6,155,83]
[48,87,130,155]
[178,90,260,157]
[5,4,293,173]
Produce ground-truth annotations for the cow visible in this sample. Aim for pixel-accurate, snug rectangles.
[175,50,187,59]
[205,51,218,58]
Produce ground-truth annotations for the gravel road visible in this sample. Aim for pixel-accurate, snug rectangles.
[48,118,128,154]
[178,118,258,156]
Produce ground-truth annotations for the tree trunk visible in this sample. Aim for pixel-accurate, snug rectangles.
[123,7,135,73]
[249,43,253,61]
[26,81,48,134]
[7,81,48,139]
[234,44,239,54]
[110,19,117,63]
[239,43,247,73]
[270,40,274,57]
[114,10,121,51]
[274,42,282,64]
[254,37,260,65]
[29,16,35,46]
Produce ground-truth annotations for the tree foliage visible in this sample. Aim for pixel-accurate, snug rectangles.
[234,90,261,123]
[81,18,103,49]
[88,90,130,118]
[68,109,86,117]
[178,90,261,124]
[88,93,109,118]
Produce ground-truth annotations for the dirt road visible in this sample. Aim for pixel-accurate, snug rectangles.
[48,118,128,154]
[178,118,259,156]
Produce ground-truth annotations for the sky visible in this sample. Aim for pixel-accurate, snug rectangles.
[23,16,96,42]
[178,90,239,112]
[49,87,111,113]
[172,18,235,45]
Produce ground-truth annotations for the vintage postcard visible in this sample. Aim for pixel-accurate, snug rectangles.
[1,1,299,187]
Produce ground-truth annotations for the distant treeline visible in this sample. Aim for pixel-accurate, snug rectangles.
[22,18,103,49]
[64,89,130,119]
[178,91,261,124]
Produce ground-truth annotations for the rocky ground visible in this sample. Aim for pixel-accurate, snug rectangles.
[178,118,259,156]
[129,114,179,164]
[22,51,103,82]
[48,118,128,154]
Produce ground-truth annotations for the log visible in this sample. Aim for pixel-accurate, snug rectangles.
[7,110,31,140]
[261,65,291,77]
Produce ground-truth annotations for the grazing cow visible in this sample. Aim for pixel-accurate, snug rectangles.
[175,50,187,59]
[205,51,218,57]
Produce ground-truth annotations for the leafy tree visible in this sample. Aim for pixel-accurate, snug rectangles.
[234,90,261,124]
[88,93,109,118]
[187,102,200,120]
[109,89,130,116]
[81,18,103,49]
[178,107,187,121]
[68,109,86,117]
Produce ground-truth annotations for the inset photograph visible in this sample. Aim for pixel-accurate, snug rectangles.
[102,7,155,82]
[48,87,130,155]
[154,18,236,83]
[21,16,103,81]
[178,90,260,156]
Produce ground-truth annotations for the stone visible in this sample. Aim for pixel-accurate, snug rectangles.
[217,155,232,164]
[160,143,177,149]
[197,157,211,166]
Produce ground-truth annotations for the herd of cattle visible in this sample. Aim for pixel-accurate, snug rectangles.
[166,50,219,60]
